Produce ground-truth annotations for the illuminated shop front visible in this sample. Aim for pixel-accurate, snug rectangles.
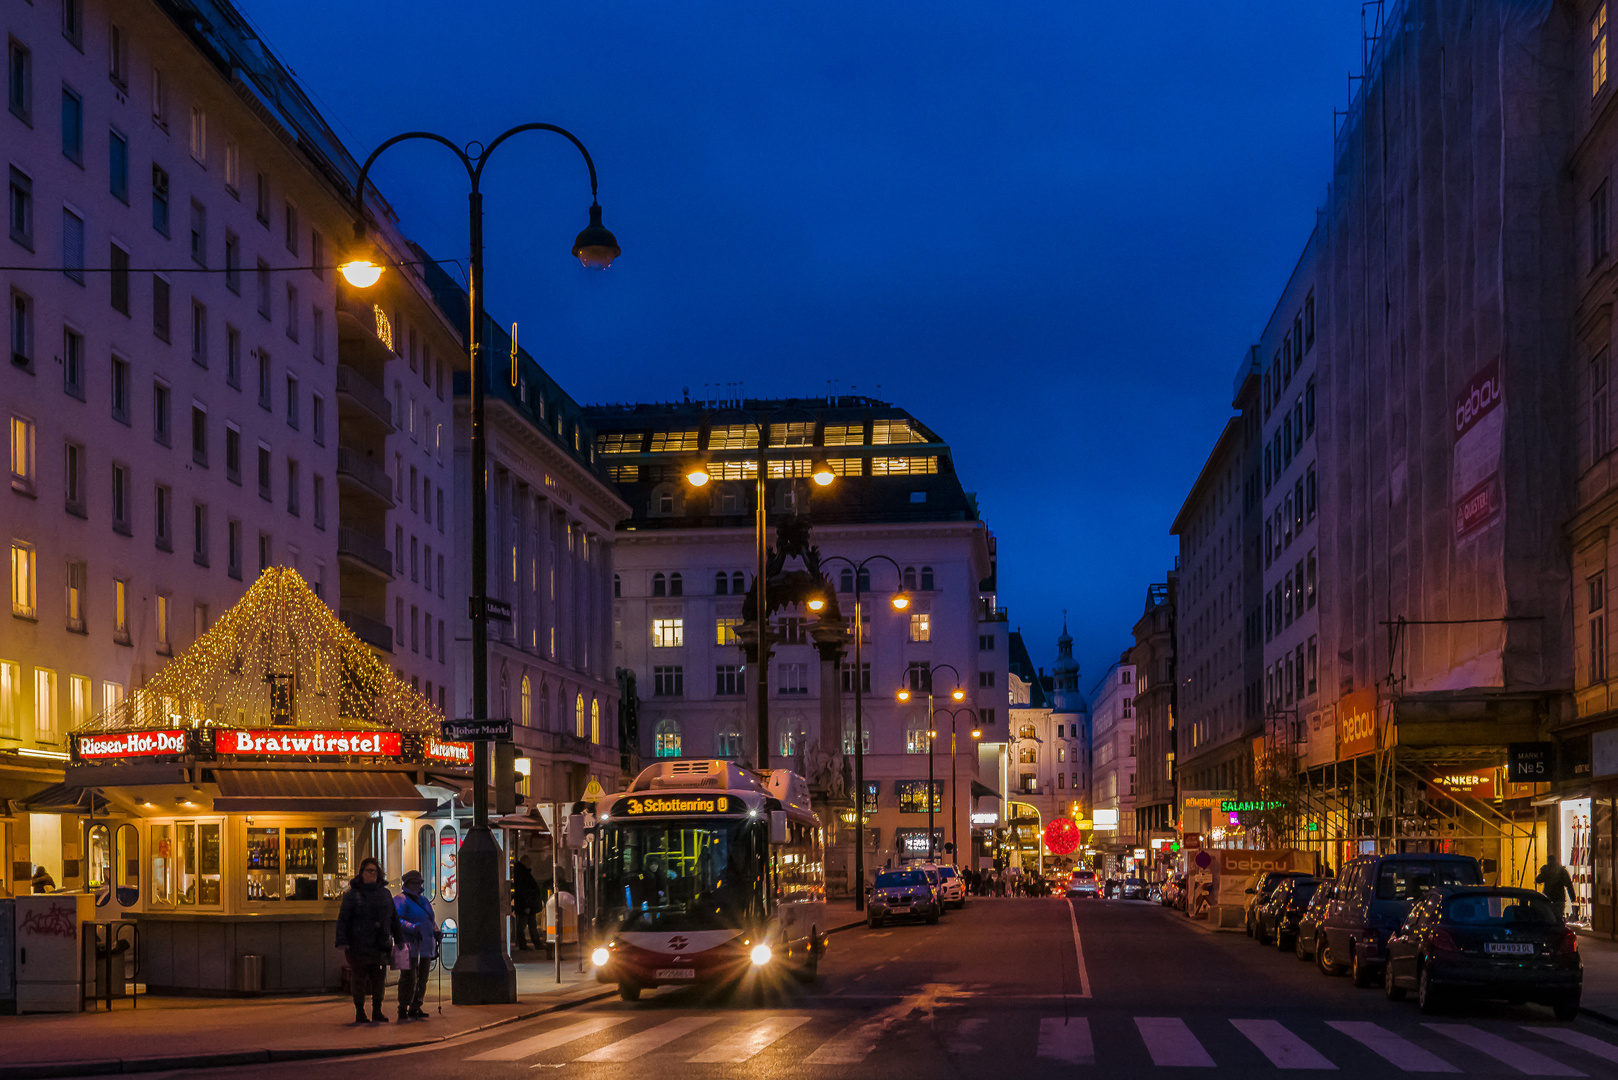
[19,570,471,994]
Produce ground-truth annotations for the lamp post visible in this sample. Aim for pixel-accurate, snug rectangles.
[897,663,963,863]
[934,706,982,871]
[686,418,834,770]
[820,555,909,909]
[343,124,618,1006]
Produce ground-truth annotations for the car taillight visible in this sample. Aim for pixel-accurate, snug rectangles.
[1559,930,1579,960]
[1431,928,1461,958]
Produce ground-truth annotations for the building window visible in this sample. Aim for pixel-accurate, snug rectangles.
[840,662,871,693]
[155,594,170,655]
[668,571,683,597]
[1596,4,1610,99]
[64,440,84,515]
[110,242,130,314]
[151,164,169,235]
[654,718,681,757]
[651,571,665,597]
[652,618,683,648]
[65,559,85,633]
[110,463,129,533]
[190,405,207,466]
[1596,350,1611,464]
[61,207,83,284]
[227,519,241,579]
[154,484,172,550]
[8,38,32,124]
[257,445,271,500]
[9,415,34,493]
[1593,573,1608,684]
[224,137,239,193]
[921,566,934,590]
[1596,181,1611,267]
[313,474,325,529]
[777,716,806,757]
[61,325,84,399]
[111,356,129,423]
[152,381,171,445]
[149,66,165,129]
[1307,635,1318,696]
[192,503,207,565]
[312,394,324,445]
[34,668,56,743]
[189,105,205,163]
[10,541,36,619]
[779,662,809,695]
[1306,548,1317,609]
[652,666,684,697]
[979,671,995,688]
[9,167,33,250]
[716,617,740,646]
[258,350,272,409]
[285,283,298,341]
[285,459,299,516]
[716,725,743,758]
[715,664,745,695]
[60,85,82,164]
[909,611,931,643]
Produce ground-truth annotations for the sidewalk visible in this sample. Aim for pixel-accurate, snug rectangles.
[0,901,866,1079]
[1576,930,1618,1024]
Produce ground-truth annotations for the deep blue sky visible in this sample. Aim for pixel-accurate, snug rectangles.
[240,2,1365,693]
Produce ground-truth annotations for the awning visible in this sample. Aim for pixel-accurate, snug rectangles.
[971,780,998,800]
[214,770,438,812]
[20,782,109,812]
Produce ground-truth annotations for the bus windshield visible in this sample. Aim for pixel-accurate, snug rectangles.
[599,818,768,933]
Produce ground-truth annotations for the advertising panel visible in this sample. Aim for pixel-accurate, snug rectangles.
[1212,848,1317,910]
[74,730,189,760]
[214,729,402,756]
[1452,359,1504,541]
[1336,689,1378,761]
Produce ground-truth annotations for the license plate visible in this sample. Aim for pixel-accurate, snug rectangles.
[1485,942,1534,955]
[655,967,696,979]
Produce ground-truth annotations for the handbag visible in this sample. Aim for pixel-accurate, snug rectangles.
[391,942,413,971]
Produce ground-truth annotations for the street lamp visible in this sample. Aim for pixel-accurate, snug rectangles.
[935,706,982,872]
[346,123,616,1007]
[895,663,964,865]
[821,555,906,910]
[683,410,834,770]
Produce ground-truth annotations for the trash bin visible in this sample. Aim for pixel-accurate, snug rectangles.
[238,954,262,993]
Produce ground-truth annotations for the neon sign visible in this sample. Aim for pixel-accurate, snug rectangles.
[215,729,402,756]
[75,729,190,759]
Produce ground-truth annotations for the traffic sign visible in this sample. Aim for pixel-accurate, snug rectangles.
[468,596,514,623]
[582,779,606,801]
[441,718,513,741]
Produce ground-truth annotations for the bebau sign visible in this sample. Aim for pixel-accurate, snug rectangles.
[215,729,402,756]
[75,729,189,760]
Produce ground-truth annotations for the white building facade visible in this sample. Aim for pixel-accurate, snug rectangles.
[1088,658,1137,872]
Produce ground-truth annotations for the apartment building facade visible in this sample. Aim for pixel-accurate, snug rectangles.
[1088,657,1138,874]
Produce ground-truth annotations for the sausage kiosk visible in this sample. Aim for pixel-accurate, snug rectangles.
[26,570,472,995]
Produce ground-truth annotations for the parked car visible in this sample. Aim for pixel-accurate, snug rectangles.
[917,864,946,913]
[1066,869,1101,899]
[928,864,966,909]
[867,869,941,926]
[1162,875,1187,910]
[1383,886,1580,1019]
[1245,871,1314,937]
[1120,877,1148,901]
[1293,879,1338,962]
[1255,877,1319,949]
[1315,852,1483,986]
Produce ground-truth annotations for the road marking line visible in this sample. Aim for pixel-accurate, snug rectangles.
[1526,1028,1618,1065]
[1231,1019,1336,1070]
[1038,1017,1095,1065]
[1065,899,1092,998]
[1326,1021,1458,1072]
[1135,1017,1215,1067]
[1424,1024,1584,1076]
[687,1014,811,1063]
[467,1016,634,1061]
[574,1016,721,1062]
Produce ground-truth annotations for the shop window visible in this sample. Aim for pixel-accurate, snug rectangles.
[591,699,601,744]
[438,825,459,902]
[115,823,138,903]
[417,825,438,900]
[150,823,174,905]
[715,725,743,758]
[247,826,281,899]
[655,718,682,758]
[86,822,110,891]
[176,821,222,906]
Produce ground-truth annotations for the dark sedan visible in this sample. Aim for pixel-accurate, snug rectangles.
[1245,871,1313,938]
[1120,876,1148,901]
[1293,879,1337,962]
[1256,876,1320,949]
[1383,886,1581,1019]
[866,869,941,927]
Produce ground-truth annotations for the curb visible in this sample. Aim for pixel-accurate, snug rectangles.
[1581,1005,1618,1026]
[0,986,618,1080]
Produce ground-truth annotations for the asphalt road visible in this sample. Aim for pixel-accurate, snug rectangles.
[168,898,1618,1079]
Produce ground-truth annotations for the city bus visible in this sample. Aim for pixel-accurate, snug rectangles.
[588,758,827,1001]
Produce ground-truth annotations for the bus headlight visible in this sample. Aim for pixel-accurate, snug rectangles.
[591,947,611,968]
[750,944,773,966]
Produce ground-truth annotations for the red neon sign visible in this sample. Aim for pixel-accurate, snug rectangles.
[215,730,402,756]
[424,737,473,765]
[75,729,189,759]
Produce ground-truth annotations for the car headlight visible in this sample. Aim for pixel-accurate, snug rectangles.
[750,944,773,966]
[591,947,611,968]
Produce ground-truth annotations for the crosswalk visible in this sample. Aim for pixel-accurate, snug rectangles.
[450,1009,1618,1073]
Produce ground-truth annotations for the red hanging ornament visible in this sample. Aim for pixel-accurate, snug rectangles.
[1044,817,1082,856]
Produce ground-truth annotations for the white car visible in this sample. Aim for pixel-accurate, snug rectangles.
[926,863,966,909]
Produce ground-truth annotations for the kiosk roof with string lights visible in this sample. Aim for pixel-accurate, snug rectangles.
[23,568,473,995]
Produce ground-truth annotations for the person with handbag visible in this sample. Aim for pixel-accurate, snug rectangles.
[335,857,402,1025]
[393,870,439,1020]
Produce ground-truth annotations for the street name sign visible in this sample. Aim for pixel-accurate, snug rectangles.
[441,718,514,742]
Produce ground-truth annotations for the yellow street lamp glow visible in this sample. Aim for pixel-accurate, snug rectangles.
[339,259,383,288]
[928,730,937,738]
[807,597,826,612]
[891,593,911,610]
[896,688,911,703]
[951,688,965,702]
[971,729,982,739]
[811,460,835,486]
[685,463,711,487]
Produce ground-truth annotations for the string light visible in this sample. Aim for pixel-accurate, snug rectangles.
[81,567,443,738]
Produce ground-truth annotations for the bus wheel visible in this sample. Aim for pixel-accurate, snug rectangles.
[618,981,641,1002]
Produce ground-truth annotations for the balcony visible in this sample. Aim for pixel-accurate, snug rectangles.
[336,446,395,508]
[340,608,393,652]
[337,526,393,580]
[336,364,395,433]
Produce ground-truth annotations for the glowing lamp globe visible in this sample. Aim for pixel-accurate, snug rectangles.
[1044,817,1082,856]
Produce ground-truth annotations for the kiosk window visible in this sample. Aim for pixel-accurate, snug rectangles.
[418,824,438,900]
[86,823,111,890]
[287,827,320,900]
[320,826,355,900]
[438,825,459,902]
[151,824,174,905]
[247,827,281,900]
[115,823,139,900]
[178,822,222,906]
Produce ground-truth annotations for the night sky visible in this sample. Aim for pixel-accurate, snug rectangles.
[238,1,1365,694]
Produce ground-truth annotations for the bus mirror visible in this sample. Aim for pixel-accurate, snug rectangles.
[769,811,788,845]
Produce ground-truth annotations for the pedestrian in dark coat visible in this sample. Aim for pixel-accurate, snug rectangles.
[511,856,544,951]
[393,870,439,1020]
[1537,856,1576,918]
[335,857,402,1024]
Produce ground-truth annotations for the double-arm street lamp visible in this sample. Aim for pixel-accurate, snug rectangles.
[685,416,834,770]
[341,123,619,1006]
[933,706,983,873]
[819,555,909,910]
[897,664,964,863]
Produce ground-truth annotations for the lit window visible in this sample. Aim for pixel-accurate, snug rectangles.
[1596,4,1610,98]
[909,612,931,643]
[870,419,926,445]
[10,416,34,492]
[716,617,740,646]
[707,424,757,449]
[654,718,681,757]
[647,429,699,453]
[652,618,684,648]
[10,541,36,618]
[822,423,864,446]
[595,431,642,454]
